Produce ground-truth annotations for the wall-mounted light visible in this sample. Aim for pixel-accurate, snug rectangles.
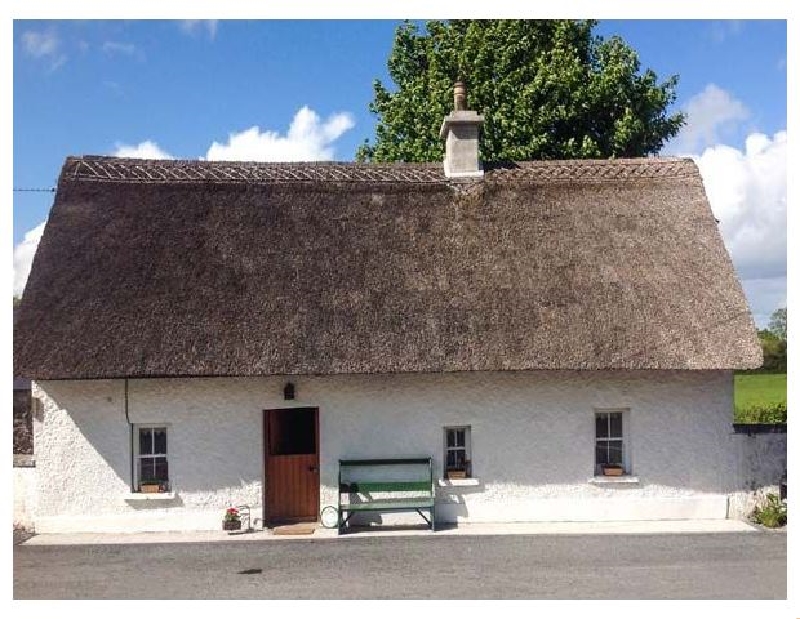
[283,382,295,401]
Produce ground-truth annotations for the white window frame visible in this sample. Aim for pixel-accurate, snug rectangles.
[594,410,629,476]
[443,426,472,479]
[134,424,170,491]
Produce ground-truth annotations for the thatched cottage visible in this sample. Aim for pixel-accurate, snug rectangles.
[14,87,762,533]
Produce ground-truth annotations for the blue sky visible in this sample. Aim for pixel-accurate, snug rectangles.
[12,19,788,326]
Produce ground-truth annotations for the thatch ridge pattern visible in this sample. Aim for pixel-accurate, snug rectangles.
[65,156,698,185]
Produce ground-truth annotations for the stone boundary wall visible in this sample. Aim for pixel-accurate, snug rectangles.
[14,462,37,531]
[728,424,787,520]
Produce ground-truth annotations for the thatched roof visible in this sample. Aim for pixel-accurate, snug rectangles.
[14,155,762,379]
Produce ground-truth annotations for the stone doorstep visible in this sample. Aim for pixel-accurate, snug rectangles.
[271,523,317,536]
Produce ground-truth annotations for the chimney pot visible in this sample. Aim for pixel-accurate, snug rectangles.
[454,81,467,111]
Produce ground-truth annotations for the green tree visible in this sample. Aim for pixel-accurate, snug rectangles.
[757,328,786,373]
[357,20,685,163]
[768,307,786,340]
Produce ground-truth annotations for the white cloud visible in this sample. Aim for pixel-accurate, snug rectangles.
[694,131,787,327]
[102,41,142,59]
[710,20,744,43]
[205,106,355,162]
[22,29,58,58]
[113,140,174,159]
[179,20,218,40]
[665,84,749,155]
[13,222,46,297]
[110,106,354,163]
[21,29,67,71]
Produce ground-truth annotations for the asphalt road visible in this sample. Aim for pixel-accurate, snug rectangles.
[14,531,786,599]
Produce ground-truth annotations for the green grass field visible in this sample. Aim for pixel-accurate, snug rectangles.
[734,373,787,422]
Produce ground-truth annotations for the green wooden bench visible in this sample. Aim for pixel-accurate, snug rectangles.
[338,457,435,534]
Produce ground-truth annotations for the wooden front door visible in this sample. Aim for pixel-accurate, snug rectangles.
[264,407,319,524]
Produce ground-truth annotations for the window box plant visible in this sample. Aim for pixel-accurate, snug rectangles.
[139,479,164,493]
[445,458,471,480]
[223,507,242,531]
[602,465,624,477]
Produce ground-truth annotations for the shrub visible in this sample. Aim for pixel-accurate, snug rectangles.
[735,402,787,424]
[751,493,787,528]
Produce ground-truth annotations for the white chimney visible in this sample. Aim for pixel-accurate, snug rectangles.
[439,81,484,178]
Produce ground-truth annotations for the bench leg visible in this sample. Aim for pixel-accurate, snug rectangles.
[415,509,432,529]
[340,511,355,534]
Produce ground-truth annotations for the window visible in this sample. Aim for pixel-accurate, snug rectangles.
[136,426,169,491]
[268,408,317,456]
[444,426,471,479]
[595,411,627,475]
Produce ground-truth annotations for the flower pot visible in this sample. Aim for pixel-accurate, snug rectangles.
[603,466,624,477]
[140,483,162,494]
[223,520,242,531]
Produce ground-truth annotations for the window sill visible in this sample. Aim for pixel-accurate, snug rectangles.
[123,492,177,501]
[438,478,481,487]
[588,476,640,486]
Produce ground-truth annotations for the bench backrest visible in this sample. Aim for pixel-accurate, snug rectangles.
[338,457,434,497]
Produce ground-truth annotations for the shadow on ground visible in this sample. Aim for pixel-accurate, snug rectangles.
[13,527,35,545]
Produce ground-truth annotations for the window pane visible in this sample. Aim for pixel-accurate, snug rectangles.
[140,458,155,480]
[595,414,608,438]
[595,441,607,466]
[271,409,316,455]
[153,428,167,454]
[456,429,465,447]
[446,430,454,448]
[447,449,466,470]
[609,413,623,439]
[154,457,169,482]
[607,441,623,465]
[597,440,623,466]
[139,428,152,455]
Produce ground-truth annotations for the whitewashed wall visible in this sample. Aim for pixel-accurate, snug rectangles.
[33,371,738,533]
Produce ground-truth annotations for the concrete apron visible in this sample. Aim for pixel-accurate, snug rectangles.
[21,519,756,546]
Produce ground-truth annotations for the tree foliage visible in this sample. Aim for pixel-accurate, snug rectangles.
[768,307,786,340]
[757,329,786,373]
[755,307,787,373]
[357,20,685,163]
